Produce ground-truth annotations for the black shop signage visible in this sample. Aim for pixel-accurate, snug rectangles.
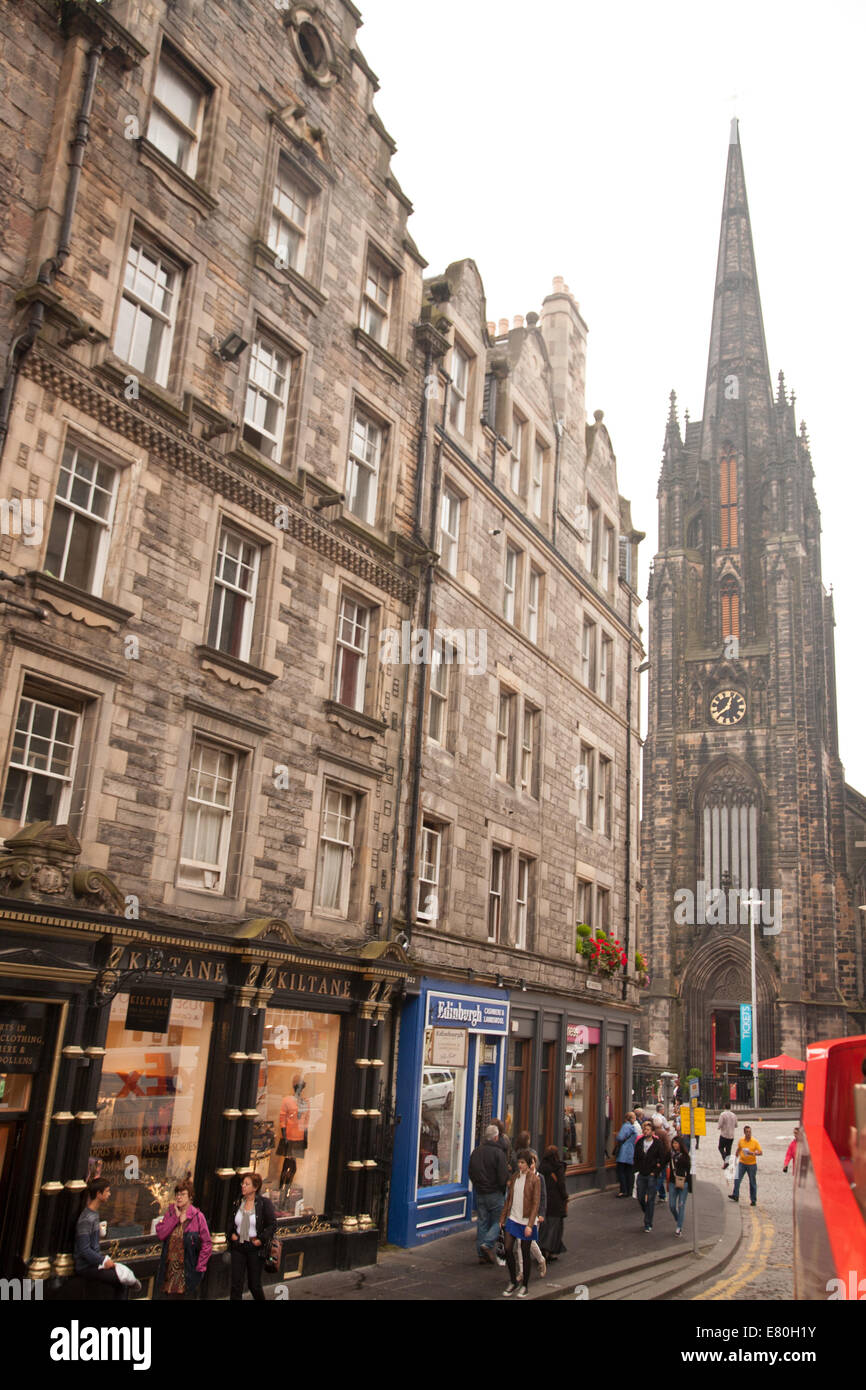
[0,1003,47,1073]
[124,989,172,1032]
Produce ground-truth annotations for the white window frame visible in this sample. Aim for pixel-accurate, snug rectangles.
[44,442,117,596]
[346,410,383,526]
[439,486,461,575]
[360,255,391,345]
[417,821,442,923]
[488,845,508,944]
[579,743,594,828]
[449,344,469,435]
[531,439,545,518]
[1,692,80,827]
[511,415,524,494]
[582,618,597,690]
[601,522,616,591]
[597,755,611,837]
[576,877,592,929]
[315,783,357,917]
[178,740,237,893]
[521,704,539,797]
[114,237,179,387]
[207,526,261,662]
[515,855,532,951]
[585,499,600,575]
[147,50,205,177]
[527,567,541,644]
[334,594,370,712]
[496,689,514,781]
[243,334,291,462]
[596,885,611,937]
[600,634,613,703]
[428,645,452,746]
[268,157,309,274]
[504,544,520,624]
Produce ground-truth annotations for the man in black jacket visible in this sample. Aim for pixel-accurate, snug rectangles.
[469,1125,509,1264]
[633,1121,665,1232]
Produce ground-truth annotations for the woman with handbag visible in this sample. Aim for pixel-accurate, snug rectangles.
[229,1171,276,1301]
[613,1111,641,1197]
[667,1135,692,1236]
[154,1180,212,1299]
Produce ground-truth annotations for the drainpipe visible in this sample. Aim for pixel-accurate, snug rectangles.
[0,42,103,464]
[403,383,449,940]
[623,591,642,1003]
[387,334,436,938]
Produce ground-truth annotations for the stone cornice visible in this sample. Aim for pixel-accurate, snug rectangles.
[22,346,416,607]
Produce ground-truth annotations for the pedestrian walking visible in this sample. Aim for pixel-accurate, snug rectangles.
[667,1136,692,1236]
[633,1121,665,1232]
[729,1125,763,1205]
[614,1111,641,1197]
[538,1145,568,1260]
[652,1114,671,1200]
[154,1180,212,1299]
[783,1126,800,1173]
[468,1124,509,1265]
[499,1150,541,1297]
[718,1105,737,1169]
[229,1171,276,1301]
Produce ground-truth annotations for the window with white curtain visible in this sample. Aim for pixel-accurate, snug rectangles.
[316,784,357,915]
[179,741,237,892]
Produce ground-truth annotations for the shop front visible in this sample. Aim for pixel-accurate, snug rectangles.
[388,979,509,1247]
[506,991,634,1194]
[0,824,410,1293]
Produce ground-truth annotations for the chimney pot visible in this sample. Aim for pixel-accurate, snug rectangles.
[513,314,524,329]
[553,276,565,292]
[498,318,509,335]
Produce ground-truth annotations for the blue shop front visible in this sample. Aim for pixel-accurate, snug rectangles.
[388,980,510,1246]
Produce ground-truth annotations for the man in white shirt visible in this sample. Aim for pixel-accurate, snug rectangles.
[718,1107,738,1168]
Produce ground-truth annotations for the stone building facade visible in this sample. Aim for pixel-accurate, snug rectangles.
[641,123,866,1090]
[0,0,645,1282]
[387,264,645,1245]
[0,0,425,1288]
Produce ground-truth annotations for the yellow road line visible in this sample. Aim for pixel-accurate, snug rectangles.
[693,1206,774,1301]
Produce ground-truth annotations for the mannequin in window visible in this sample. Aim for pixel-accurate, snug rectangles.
[278,1074,310,1203]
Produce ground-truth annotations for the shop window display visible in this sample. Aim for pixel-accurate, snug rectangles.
[417,1029,466,1189]
[251,1009,340,1217]
[90,997,213,1237]
[563,1028,598,1167]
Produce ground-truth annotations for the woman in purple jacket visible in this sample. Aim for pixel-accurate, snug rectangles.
[155,1180,213,1299]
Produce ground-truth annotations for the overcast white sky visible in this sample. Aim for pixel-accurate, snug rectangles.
[358,0,866,794]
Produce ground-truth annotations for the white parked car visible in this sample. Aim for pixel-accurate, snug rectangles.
[422,1068,455,1109]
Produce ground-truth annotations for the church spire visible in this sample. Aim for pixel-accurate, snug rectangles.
[701,123,774,445]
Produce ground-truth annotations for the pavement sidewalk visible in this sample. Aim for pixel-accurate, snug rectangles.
[266,1169,739,1301]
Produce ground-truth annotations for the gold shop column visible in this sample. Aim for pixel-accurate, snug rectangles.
[354,975,393,1231]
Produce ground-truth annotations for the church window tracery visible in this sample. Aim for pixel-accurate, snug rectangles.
[697,763,761,897]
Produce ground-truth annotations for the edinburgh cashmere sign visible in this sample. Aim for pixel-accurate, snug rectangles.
[427,995,508,1033]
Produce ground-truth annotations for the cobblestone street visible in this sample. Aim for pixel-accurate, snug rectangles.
[683,1118,797,1301]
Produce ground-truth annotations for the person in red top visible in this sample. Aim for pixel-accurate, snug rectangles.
[783,1126,800,1173]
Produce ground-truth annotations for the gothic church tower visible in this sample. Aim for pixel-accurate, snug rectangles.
[641,122,864,1083]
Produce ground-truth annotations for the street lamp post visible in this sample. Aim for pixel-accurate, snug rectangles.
[744,892,763,1109]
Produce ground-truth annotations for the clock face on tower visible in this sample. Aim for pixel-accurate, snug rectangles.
[709,688,747,726]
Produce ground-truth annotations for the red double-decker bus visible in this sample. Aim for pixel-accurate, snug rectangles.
[793,1034,866,1299]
